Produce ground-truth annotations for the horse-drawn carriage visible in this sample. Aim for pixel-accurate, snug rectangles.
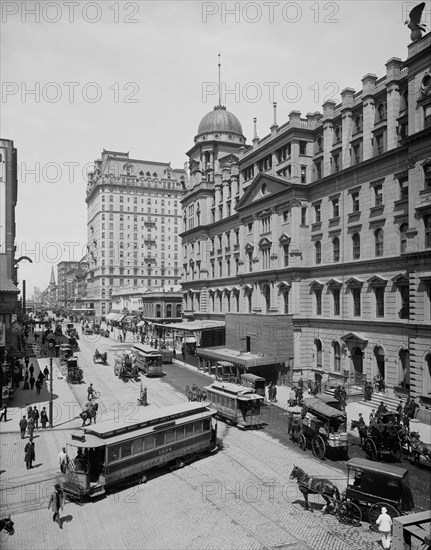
[93,349,107,365]
[59,344,74,364]
[363,412,404,462]
[290,397,348,460]
[114,351,139,381]
[66,358,83,384]
[290,457,414,526]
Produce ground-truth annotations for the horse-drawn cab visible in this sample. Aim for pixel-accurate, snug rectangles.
[365,413,403,462]
[298,397,348,460]
[286,405,303,440]
[93,349,107,365]
[60,344,74,364]
[342,458,414,526]
[67,358,83,384]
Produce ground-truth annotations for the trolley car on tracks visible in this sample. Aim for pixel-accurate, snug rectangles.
[295,397,348,460]
[204,381,264,429]
[60,402,218,500]
[131,344,163,377]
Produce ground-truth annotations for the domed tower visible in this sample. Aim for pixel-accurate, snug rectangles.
[187,105,246,188]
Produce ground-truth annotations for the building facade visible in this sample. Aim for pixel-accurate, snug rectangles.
[181,33,431,417]
[57,261,80,309]
[85,150,187,318]
[0,138,20,364]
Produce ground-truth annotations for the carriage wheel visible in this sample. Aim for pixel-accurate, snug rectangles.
[312,435,326,460]
[298,433,307,451]
[338,502,362,525]
[364,438,378,461]
[392,442,403,463]
[368,502,399,529]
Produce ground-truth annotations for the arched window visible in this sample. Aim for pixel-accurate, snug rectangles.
[399,349,410,387]
[176,303,182,318]
[263,284,271,313]
[376,102,387,122]
[352,233,360,260]
[247,292,252,313]
[400,223,408,254]
[333,341,341,372]
[226,259,231,276]
[333,237,340,262]
[375,228,384,257]
[315,241,321,264]
[354,115,362,133]
[226,293,231,312]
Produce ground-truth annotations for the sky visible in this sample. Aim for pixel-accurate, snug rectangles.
[2,0,430,296]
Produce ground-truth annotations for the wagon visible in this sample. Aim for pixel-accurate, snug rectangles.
[337,457,415,525]
[296,397,348,460]
[363,415,403,462]
[67,358,83,384]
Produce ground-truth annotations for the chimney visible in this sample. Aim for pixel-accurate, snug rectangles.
[270,102,278,134]
[253,117,259,147]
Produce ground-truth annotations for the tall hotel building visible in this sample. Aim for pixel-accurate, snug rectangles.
[181,33,431,420]
[85,150,187,318]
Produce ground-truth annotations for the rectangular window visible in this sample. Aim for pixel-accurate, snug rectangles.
[375,287,385,317]
[399,177,408,200]
[301,207,307,225]
[121,441,132,459]
[352,192,360,212]
[352,288,361,316]
[332,198,339,218]
[299,141,307,155]
[108,445,121,463]
[425,215,431,248]
[283,244,289,267]
[333,288,340,316]
[374,185,383,206]
[314,203,321,223]
[300,165,307,183]
[315,289,322,315]
[185,423,193,438]
[155,432,165,447]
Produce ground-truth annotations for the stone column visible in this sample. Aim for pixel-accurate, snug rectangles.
[340,88,355,168]
[361,74,377,161]
[385,58,403,150]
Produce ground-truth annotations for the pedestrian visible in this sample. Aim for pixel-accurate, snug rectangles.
[27,417,35,438]
[48,483,65,529]
[43,366,49,379]
[119,334,123,343]
[172,347,176,360]
[35,379,41,394]
[41,407,48,428]
[23,375,30,390]
[376,506,393,549]
[29,363,34,376]
[396,399,403,417]
[19,416,27,438]
[403,413,410,432]
[267,382,273,402]
[358,412,365,426]
[27,404,33,418]
[24,355,30,369]
[24,436,35,469]
[334,385,341,401]
[29,375,35,390]
[142,387,148,406]
[58,447,69,473]
[377,401,388,419]
[369,410,376,426]
[298,377,303,389]
[272,384,277,403]
[409,399,419,420]
[32,406,39,429]
[87,383,94,400]
[340,386,347,412]
[181,345,186,362]
[0,403,7,422]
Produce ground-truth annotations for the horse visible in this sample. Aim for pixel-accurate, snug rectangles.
[0,516,14,535]
[289,465,340,512]
[80,402,99,426]
[408,432,431,464]
[350,419,368,448]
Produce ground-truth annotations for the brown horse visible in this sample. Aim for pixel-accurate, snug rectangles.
[80,402,99,426]
[289,465,340,512]
[350,419,368,448]
[0,516,14,535]
[408,432,431,464]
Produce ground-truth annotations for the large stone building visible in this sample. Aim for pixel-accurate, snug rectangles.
[85,150,187,318]
[181,33,431,418]
[0,138,20,365]
[57,261,80,309]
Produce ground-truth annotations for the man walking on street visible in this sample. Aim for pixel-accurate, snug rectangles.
[376,506,393,549]
[58,447,69,473]
[32,406,39,429]
[19,416,27,438]
[0,403,7,422]
[24,437,35,469]
[27,416,35,438]
[48,483,65,529]
[87,383,94,400]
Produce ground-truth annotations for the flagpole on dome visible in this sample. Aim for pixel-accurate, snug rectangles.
[218,52,222,107]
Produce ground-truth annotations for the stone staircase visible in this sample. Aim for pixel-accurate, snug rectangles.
[366,391,401,412]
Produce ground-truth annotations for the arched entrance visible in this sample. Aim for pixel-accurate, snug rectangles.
[352,346,363,375]
[314,339,323,369]
[374,346,385,380]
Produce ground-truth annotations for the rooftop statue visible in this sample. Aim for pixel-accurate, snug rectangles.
[405,2,427,41]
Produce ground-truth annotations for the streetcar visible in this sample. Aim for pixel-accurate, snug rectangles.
[131,344,163,377]
[204,381,265,429]
[240,373,266,398]
[60,402,218,500]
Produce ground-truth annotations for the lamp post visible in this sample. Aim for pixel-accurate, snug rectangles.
[48,341,54,428]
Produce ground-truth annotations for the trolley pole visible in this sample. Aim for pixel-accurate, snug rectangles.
[49,343,53,428]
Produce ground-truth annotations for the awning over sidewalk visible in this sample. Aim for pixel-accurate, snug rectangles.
[153,320,225,332]
[197,347,281,369]
[106,313,125,322]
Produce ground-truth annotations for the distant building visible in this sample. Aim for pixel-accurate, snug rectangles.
[57,261,80,309]
[181,33,431,420]
[85,150,187,318]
